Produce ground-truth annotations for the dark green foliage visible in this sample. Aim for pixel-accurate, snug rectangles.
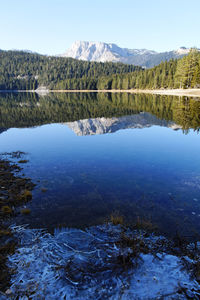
[94,59,178,90]
[0,51,138,90]
[0,49,200,90]
[0,92,199,132]
[51,49,200,90]
[175,49,200,88]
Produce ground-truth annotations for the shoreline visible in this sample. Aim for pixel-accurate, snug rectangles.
[0,153,35,293]
[1,158,200,297]
[0,88,200,98]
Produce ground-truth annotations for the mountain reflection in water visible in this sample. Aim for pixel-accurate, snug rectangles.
[0,92,200,132]
[66,113,181,136]
[0,92,200,237]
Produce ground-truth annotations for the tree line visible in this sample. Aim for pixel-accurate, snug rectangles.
[66,49,199,90]
[0,50,138,90]
[0,92,200,132]
[0,49,199,90]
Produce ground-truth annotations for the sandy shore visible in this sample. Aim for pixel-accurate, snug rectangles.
[130,88,200,98]
[45,88,200,98]
[1,88,200,98]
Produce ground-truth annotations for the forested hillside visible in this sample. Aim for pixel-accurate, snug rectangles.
[0,49,200,90]
[0,51,138,90]
[51,49,200,90]
[95,48,200,90]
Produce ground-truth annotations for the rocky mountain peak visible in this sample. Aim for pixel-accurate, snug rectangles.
[62,41,193,68]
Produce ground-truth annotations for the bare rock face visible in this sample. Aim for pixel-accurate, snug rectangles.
[66,113,181,136]
[62,41,195,68]
[63,41,122,62]
[62,41,157,66]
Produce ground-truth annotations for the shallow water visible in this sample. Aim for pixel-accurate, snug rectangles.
[0,92,200,237]
[8,224,200,299]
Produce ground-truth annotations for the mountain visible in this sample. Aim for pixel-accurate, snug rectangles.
[62,41,192,68]
[66,113,181,136]
[1,46,199,90]
[63,41,156,62]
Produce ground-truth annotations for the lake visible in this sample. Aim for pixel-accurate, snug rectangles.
[0,92,200,238]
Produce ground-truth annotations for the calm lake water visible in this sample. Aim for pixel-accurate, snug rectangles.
[0,92,200,238]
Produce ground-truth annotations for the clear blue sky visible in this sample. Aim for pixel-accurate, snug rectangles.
[1,0,199,55]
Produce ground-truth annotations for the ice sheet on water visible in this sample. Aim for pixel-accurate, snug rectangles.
[7,224,200,299]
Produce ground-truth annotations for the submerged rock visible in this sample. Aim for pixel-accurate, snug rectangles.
[7,224,200,299]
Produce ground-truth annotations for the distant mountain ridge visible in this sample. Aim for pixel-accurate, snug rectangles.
[62,41,193,68]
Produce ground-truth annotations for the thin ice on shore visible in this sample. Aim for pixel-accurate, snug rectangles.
[5,224,200,299]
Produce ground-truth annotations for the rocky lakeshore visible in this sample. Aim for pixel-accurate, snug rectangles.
[3,223,200,299]
[0,153,35,294]
[1,154,200,299]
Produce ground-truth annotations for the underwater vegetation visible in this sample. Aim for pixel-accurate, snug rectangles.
[20,208,31,215]
[0,153,35,292]
[18,159,29,164]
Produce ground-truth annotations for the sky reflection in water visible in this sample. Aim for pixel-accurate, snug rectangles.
[0,93,200,237]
